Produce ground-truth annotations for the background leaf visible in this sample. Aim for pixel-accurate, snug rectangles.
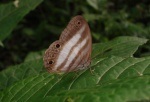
[92,36,147,58]
[0,0,43,41]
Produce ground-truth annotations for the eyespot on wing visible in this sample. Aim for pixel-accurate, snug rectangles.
[43,40,64,70]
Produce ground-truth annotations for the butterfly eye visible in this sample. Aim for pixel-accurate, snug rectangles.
[56,44,61,48]
[48,60,54,64]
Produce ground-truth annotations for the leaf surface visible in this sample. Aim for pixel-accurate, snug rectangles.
[0,0,43,41]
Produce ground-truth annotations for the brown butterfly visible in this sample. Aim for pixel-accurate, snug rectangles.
[43,15,92,72]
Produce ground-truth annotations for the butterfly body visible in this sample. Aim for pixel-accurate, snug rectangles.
[43,15,92,72]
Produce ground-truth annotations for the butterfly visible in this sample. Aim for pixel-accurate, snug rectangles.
[43,15,92,72]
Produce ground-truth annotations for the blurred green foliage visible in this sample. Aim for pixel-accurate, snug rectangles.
[0,0,150,70]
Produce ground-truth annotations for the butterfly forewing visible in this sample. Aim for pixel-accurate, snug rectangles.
[43,15,92,72]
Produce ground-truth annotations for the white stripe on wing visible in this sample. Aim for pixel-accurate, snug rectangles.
[54,25,85,70]
[61,34,87,71]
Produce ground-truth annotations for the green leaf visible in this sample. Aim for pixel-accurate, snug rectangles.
[0,36,147,91]
[0,40,4,47]
[0,55,150,101]
[0,59,45,91]
[0,0,43,41]
[24,50,44,62]
[0,36,149,101]
[86,0,107,10]
[42,75,150,102]
[92,36,148,58]
[86,0,99,10]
